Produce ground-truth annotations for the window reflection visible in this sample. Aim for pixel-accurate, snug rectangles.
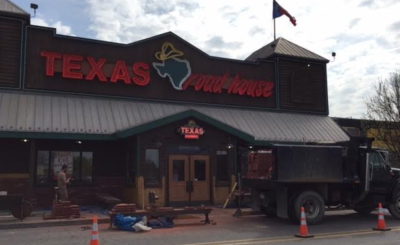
[216,152,229,181]
[194,160,206,181]
[36,151,50,184]
[35,150,93,185]
[173,160,185,181]
[144,149,160,187]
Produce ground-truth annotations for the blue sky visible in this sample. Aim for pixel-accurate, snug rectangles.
[12,0,400,118]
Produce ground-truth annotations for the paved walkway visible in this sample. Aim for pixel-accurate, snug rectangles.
[1,206,392,230]
[0,207,110,229]
[0,206,248,229]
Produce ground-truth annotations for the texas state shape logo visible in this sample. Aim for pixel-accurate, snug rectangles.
[152,42,191,90]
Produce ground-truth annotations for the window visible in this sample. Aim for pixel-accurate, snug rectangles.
[369,151,386,168]
[172,160,185,181]
[36,151,50,184]
[0,139,30,173]
[35,150,93,185]
[143,149,160,187]
[194,160,206,181]
[216,150,229,182]
[81,152,94,183]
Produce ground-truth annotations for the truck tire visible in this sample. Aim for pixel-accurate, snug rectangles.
[293,191,325,225]
[389,190,400,219]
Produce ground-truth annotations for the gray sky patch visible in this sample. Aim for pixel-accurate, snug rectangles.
[250,27,264,36]
[390,21,400,31]
[366,65,377,75]
[332,33,372,49]
[177,2,199,10]
[205,36,242,49]
[359,0,374,7]
[143,0,175,15]
[375,37,391,49]
[349,18,360,29]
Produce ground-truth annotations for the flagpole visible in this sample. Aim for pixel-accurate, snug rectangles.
[273,0,276,40]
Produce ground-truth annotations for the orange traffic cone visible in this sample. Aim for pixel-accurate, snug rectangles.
[90,216,100,245]
[295,206,314,238]
[373,203,391,231]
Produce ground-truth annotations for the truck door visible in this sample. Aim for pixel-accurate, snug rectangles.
[369,151,393,195]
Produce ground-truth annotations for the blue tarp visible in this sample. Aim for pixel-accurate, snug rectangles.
[147,216,174,229]
[114,214,142,231]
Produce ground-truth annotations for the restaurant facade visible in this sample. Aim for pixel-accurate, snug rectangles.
[0,1,349,208]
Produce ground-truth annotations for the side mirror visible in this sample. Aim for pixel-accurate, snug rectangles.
[390,168,398,177]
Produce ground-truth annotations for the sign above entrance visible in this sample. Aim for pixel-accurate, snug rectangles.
[25,29,276,109]
[152,42,274,98]
[178,120,205,140]
[38,43,274,99]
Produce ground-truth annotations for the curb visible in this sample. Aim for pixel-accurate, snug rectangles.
[0,217,110,230]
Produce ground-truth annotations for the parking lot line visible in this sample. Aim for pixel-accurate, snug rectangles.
[184,226,400,245]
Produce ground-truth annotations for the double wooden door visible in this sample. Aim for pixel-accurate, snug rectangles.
[168,155,210,205]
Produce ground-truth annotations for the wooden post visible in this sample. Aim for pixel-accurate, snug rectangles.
[223,182,237,209]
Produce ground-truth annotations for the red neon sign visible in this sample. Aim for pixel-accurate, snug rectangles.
[183,73,274,98]
[40,51,150,86]
[178,121,205,140]
[40,49,274,99]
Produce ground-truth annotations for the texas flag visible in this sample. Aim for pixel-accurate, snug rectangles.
[273,0,296,26]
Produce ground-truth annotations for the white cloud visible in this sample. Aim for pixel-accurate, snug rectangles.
[31,17,73,36]
[86,0,272,59]
[81,0,400,118]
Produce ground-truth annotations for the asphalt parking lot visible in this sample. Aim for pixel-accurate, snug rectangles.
[2,207,400,245]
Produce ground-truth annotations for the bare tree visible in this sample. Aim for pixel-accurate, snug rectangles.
[366,71,400,167]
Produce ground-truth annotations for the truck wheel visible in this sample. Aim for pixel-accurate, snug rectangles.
[389,190,400,219]
[293,191,325,225]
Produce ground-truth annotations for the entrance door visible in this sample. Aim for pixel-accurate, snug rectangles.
[168,155,210,205]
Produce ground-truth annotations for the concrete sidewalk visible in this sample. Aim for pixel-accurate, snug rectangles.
[2,206,381,230]
[0,208,110,229]
[0,206,243,230]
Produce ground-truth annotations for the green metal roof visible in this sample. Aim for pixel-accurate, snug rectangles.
[0,0,28,15]
[246,37,329,62]
[0,90,349,144]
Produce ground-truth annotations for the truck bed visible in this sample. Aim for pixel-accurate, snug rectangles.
[275,144,344,183]
[243,145,345,184]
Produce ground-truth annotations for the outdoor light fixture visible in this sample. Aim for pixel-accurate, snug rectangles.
[331,52,336,62]
[76,140,82,144]
[30,3,38,17]
[226,143,234,149]
[249,146,253,149]
[22,139,29,143]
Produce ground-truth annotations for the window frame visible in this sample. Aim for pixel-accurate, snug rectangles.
[143,148,161,188]
[215,150,230,186]
[34,149,94,186]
